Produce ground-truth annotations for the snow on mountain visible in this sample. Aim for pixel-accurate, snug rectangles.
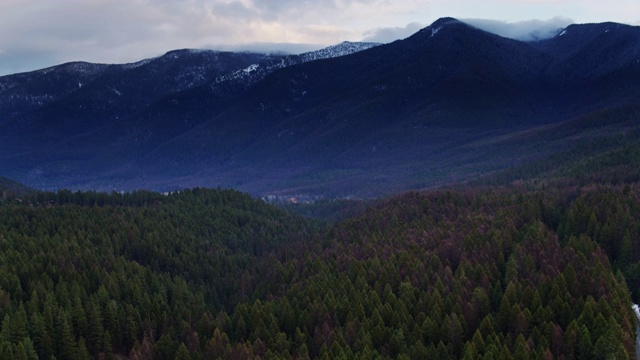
[36,62,109,76]
[298,41,380,62]
[120,57,157,70]
[0,41,379,117]
[0,62,113,119]
[212,41,380,91]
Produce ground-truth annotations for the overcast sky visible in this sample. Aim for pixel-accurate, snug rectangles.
[0,0,639,76]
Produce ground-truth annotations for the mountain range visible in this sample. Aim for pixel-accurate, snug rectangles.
[1,17,639,197]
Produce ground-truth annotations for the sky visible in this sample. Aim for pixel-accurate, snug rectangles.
[0,0,639,76]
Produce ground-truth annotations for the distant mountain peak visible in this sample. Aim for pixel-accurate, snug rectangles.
[417,17,469,38]
[35,61,108,76]
[408,17,480,44]
[557,21,636,36]
[430,17,463,27]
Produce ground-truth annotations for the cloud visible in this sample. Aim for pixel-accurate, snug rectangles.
[0,0,587,76]
[362,17,577,44]
[0,0,389,75]
[462,17,574,41]
[213,42,324,55]
[362,22,425,43]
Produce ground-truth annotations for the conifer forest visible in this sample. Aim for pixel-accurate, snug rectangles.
[0,183,639,359]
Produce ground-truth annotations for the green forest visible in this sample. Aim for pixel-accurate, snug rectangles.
[0,183,639,359]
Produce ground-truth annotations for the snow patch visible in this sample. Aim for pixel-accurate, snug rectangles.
[243,64,259,73]
[121,57,155,70]
[213,41,378,90]
[187,49,219,55]
[298,41,380,62]
[431,26,443,37]
[558,29,567,36]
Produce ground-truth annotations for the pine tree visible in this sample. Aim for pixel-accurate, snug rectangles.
[77,337,90,360]
[102,331,113,360]
[174,343,190,360]
[21,337,39,360]
[205,328,229,359]
[15,342,29,360]
[85,299,103,356]
[460,342,478,359]
[58,311,78,360]
[512,334,528,360]
[0,341,14,359]
[12,304,29,343]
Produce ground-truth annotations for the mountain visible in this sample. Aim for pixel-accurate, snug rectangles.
[0,50,277,160]
[0,42,379,190]
[0,18,639,196]
[0,42,380,132]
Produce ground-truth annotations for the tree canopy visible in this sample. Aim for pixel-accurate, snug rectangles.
[0,185,637,359]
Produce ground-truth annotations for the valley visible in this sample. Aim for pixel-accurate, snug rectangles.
[0,16,639,359]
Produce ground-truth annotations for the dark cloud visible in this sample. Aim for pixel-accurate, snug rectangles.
[462,17,574,41]
[362,22,425,43]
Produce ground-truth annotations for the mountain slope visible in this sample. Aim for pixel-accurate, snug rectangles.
[125,18,640,195]
[1,18,639,196]
[0,50,281,144]
[0,176,33,197]
[0,42,379,190]
[0,62,112,119]
[91,19,556,193]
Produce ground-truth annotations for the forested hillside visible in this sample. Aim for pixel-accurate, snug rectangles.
[0,184,637,359]
[473,106,640,189]
[0,189,318,359]
[0,176,33,197]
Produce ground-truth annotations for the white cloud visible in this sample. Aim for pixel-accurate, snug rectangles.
[1,0,400,74]
[0,0,635,76]
[362,22,425,43]
[462,17,574,41]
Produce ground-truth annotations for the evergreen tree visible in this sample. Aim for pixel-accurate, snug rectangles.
[174,343,190,360]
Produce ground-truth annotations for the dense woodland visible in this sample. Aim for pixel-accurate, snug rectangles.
[0,183,638,359]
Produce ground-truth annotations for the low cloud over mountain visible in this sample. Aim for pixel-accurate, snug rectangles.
[462,17,574,41]
[362,22,425,42]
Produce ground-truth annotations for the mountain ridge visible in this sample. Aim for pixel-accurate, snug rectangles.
[1,18,639,196]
